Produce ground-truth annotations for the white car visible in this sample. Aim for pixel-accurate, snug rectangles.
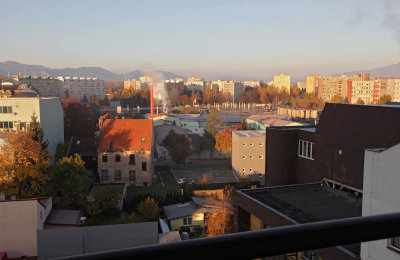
[177,177,186,184]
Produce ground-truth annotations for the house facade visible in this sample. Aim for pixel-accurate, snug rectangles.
[0,197,52,258]
[232,130,266,177]
[98,119,154,186]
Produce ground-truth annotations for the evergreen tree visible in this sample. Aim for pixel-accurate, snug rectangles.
[28,112,48,151]
[240,118,249,130]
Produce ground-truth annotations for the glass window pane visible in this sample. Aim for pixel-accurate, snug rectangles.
[307,142,311,158]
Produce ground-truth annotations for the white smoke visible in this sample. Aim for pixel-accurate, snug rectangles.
[141,62,169,114]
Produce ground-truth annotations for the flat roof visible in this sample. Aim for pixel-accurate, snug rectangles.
[233,130,266,137]
[240,183,362,255]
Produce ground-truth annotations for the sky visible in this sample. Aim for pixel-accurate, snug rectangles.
[0,0,399,81]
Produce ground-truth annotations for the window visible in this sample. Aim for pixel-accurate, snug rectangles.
[249,168,253,172]
[389,237,400,251]
[259,143,264,146]
[102,154,108,162]
[242,168,245,173]
[115,154,121,162]
[250,143,254,146]
[242,155,246,159]
[101,170,109,182]
[242,143,246,146]
[129,154,135,164]
[115,170,121,181]
[129,170,136,183]
[249,155,253,159]
[142,162,147,171]
[183,217,192,226]
[259,155,263,159]
[298,140,315,160]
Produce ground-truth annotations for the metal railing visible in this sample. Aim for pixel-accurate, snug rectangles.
[55,212,400,260]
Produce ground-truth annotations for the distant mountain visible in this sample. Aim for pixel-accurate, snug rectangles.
[0,61,184,81]
[335,63,400,78]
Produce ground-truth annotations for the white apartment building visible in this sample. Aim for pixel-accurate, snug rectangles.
[15,76,64,99]
[221,81,243,103]
[351,80,374,104]
[58,77,105,100]
[389,79,400,102]
[273,73,291,94]
[186,76,205,92]
[361,143,400,260]
[13,76,105,101]
[0,97,64,164]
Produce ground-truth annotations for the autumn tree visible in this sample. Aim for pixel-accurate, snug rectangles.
[356,98,365,105]
[49,155,88,208]
[203,185,234,237]
[206,109,224,137]
[378,94,392,105]
[330,94,342,103]
[215,128,232,155]
[86,186,121,217]
[200,173,212,185]
[136,196,159,221]
[163,130,194,166]
[63,98,96,140]
[0,132,50,197]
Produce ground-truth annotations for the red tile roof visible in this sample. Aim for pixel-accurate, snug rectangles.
[98,119,153,152]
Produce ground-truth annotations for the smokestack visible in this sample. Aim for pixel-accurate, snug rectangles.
[150,78,155,117]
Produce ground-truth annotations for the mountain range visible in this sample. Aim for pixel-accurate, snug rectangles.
[0,61,184,81]
[1,61,400,82]
[335,63,400,78]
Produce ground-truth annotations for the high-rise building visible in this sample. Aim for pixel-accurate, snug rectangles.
[220,81,243,103]
[273,73,291,94]
[305,74,317,94]
[186,77,205,92]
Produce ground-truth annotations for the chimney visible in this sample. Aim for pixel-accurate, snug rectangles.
[150,82,155,117]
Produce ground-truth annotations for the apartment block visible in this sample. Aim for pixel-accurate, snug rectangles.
[273,73,291,94]
[315,76,344,102]
[13,76,105,101]
[221,81,243,103]
[15,76,64,99]
[0,97,64,164]
[232,130,266,177]
[124,79,143,90]
[305,74,317,94]
[98,119,154,186]
[186,76,205,92]
[58,77,105,100]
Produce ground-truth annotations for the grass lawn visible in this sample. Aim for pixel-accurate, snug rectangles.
[127,165,179,198]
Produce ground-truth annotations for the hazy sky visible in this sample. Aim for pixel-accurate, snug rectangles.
[1,0,399,81]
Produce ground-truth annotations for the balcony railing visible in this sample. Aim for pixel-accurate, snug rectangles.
[55,212,400,260]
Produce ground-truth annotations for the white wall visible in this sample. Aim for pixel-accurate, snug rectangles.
[0,97,64,164]
[361,144,400,260]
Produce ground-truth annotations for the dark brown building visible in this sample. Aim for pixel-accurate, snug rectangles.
[266,103,400,190]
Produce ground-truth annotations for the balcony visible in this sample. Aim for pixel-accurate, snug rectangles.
[55,212,400,260]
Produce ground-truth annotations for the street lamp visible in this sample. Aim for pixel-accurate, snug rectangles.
[80,216,87,254]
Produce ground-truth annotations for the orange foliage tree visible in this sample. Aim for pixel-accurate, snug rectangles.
[215,128,232,155]
[136,196,159,221]
[0,132,50,197]
[203,185,234,237]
